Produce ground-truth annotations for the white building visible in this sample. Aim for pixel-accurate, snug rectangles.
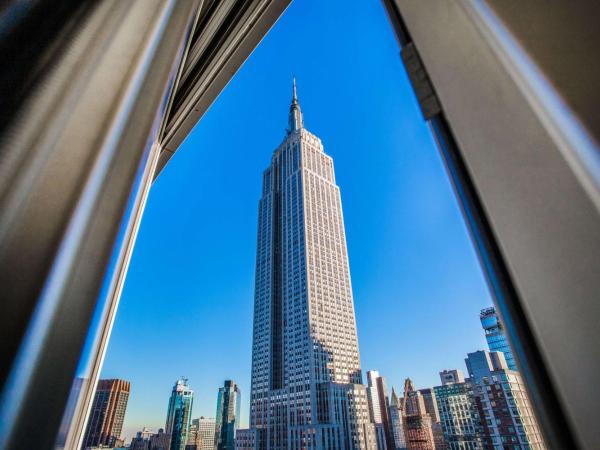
[189,417,216,450]
[248,80,375,449]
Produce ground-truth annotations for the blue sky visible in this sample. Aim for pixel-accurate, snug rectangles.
[101,0,491,440]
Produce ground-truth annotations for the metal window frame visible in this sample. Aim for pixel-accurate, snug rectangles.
[382,1,600,449]
[1,1,598,449]
[0,1,290,449]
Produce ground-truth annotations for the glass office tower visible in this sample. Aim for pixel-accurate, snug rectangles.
[165,378,194,450]
[215,380,241,450]
[246,81,375,449]
[480,307,517,371]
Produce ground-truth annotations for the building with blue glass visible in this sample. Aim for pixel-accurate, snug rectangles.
[165,378,194,450]
[215,380,241,450]
[480,307,517,371]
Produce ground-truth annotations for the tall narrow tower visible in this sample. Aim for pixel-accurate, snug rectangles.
[215,380,242,450]
[166,378,194,450]
[248,80,375,449]
[81,379,130,449]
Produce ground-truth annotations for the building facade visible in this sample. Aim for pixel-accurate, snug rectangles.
[129,428,171,450]
[479,307,516,371]
[215,380,242,450]
[81,378,130,449]
[418,388,444,450]
[248,80,375,449]
[367,371,393,450]
[236,428,259,450]
[434,371,483,450]
[388,389,407,450]
[403,379,435,450]
[151,429,173,450]
[166,378,194,450]
[465,351,546,450]
[187,417,217,450]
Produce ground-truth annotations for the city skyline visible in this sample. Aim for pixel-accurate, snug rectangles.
[100,0,491,442]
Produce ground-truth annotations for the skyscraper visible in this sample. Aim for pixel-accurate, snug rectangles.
[388,388,407,450]
[367,370,394,450]
[479,307,517,371]
[190,417,217,450]
[465,351,546,449]
[81,378,130,449]
[166,378,194,450]
[247,80,375,449]
[215,380,242,450]
[417,388,444,450]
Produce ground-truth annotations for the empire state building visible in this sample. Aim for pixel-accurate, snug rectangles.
[246,81,376,450]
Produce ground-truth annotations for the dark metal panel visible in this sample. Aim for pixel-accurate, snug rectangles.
[154,0,292,177]
[0,1,200,448]
[383,0,600,448]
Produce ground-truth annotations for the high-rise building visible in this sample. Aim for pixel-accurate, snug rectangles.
[235,429,258,450]
[479,307,517,371]
[434,370,483,450]
[367,370,394,450]
[188,417,216,450]
[403,379,435,450]
[388,388,407,450]
[81,379,130,449]
[166,378,194,450]
[187,422,198,450]
[215,380,241,450]
[465,351,546,450]
[418,388,444,450]
[247,80,375,449]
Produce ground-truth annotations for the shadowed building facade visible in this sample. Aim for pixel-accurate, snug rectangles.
[246,81,375,449]
[81,379,130,449]
[216,381,241,450]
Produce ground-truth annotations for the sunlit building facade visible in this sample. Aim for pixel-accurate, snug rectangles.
[367,370,393,450]
[418,388,444,450]
[81,378,130,449]
[403,379,435,450]
[189,417,217,450]
[434,370,483,450]
[166,378,194,450]
[248,80,375,449]
[465,351,545,450]
[388,388,407,450]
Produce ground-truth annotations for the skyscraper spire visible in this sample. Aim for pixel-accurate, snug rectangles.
[288,77,303,134]
[293,76,297,101]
